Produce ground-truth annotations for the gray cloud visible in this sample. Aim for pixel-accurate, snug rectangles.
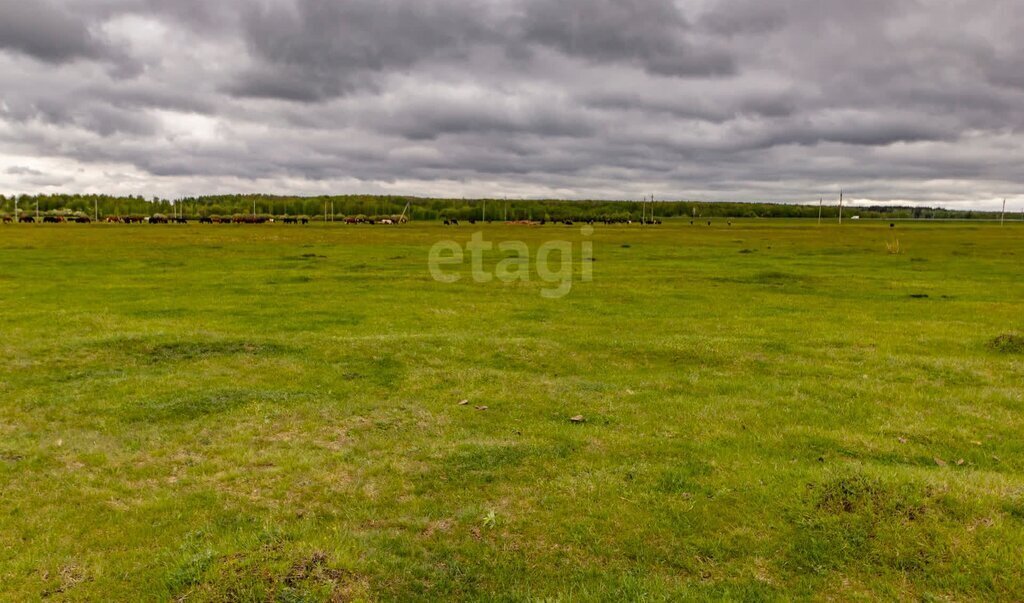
[0,0,108,63]
[0,0,1023,207]
[521,0,735,77]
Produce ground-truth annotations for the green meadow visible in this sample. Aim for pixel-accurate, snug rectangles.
[1,220,1022,601]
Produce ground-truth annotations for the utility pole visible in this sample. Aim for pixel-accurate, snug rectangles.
[482,200,486,222]
[94,199,98,222]
[818,198,823,225]
[1001,198,1006,226]
[838,190,844,225]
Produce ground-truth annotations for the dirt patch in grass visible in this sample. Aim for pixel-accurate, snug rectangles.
[715,271,817,287]
[169,545,368,602]
[989,334,1024,354]
[790,473,955,575]
[0,450,25,462]
[266,274,314,285]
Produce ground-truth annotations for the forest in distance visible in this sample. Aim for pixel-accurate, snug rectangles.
[1,193,1016,222]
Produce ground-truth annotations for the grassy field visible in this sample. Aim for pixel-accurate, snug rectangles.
[1,220,1023,601]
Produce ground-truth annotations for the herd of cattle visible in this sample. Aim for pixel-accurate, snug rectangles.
[2,214,674,226]
[444,218,663,226]
[2,215,312,224]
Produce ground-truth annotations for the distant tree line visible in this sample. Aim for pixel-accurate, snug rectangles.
[0,193,1011,222]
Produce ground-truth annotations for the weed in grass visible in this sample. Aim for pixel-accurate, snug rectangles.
[792,473,945,574]
[989,333,1024,354]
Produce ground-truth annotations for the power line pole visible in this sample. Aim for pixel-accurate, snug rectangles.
[838,189,844,225]
[818,198,823,225]
[1001,198,1006,226]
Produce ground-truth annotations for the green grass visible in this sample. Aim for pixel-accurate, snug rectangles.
[1,220,1022,601]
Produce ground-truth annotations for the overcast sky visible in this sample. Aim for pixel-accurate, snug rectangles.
[1,0,1022,208]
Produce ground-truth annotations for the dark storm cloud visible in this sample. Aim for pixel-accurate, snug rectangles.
[1,0,1023,207]
[520,0,735,77]
[0,0,108,63]
[228,0,498,102]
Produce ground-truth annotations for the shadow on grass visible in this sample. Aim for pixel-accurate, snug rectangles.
[96,336,296,364]
[123,389,301,422]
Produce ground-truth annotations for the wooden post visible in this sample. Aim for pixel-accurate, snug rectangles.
[838,190,844,225]
[818,198,823,225]
[1002,199,1006,226]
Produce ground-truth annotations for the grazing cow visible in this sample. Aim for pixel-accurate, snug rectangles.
[890,223,896,228]
[283,217,297,224]
[75,216,91,224]
[199,217,213,224]
[300,218,309,225]
[345,217,360,224]
[707,221,712,226]
[1,215,11,224]
[380,218,394,225]
[149,215,169,224]
[43,216,62,223]
[20,216,35,223]
[105,216,122,223]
